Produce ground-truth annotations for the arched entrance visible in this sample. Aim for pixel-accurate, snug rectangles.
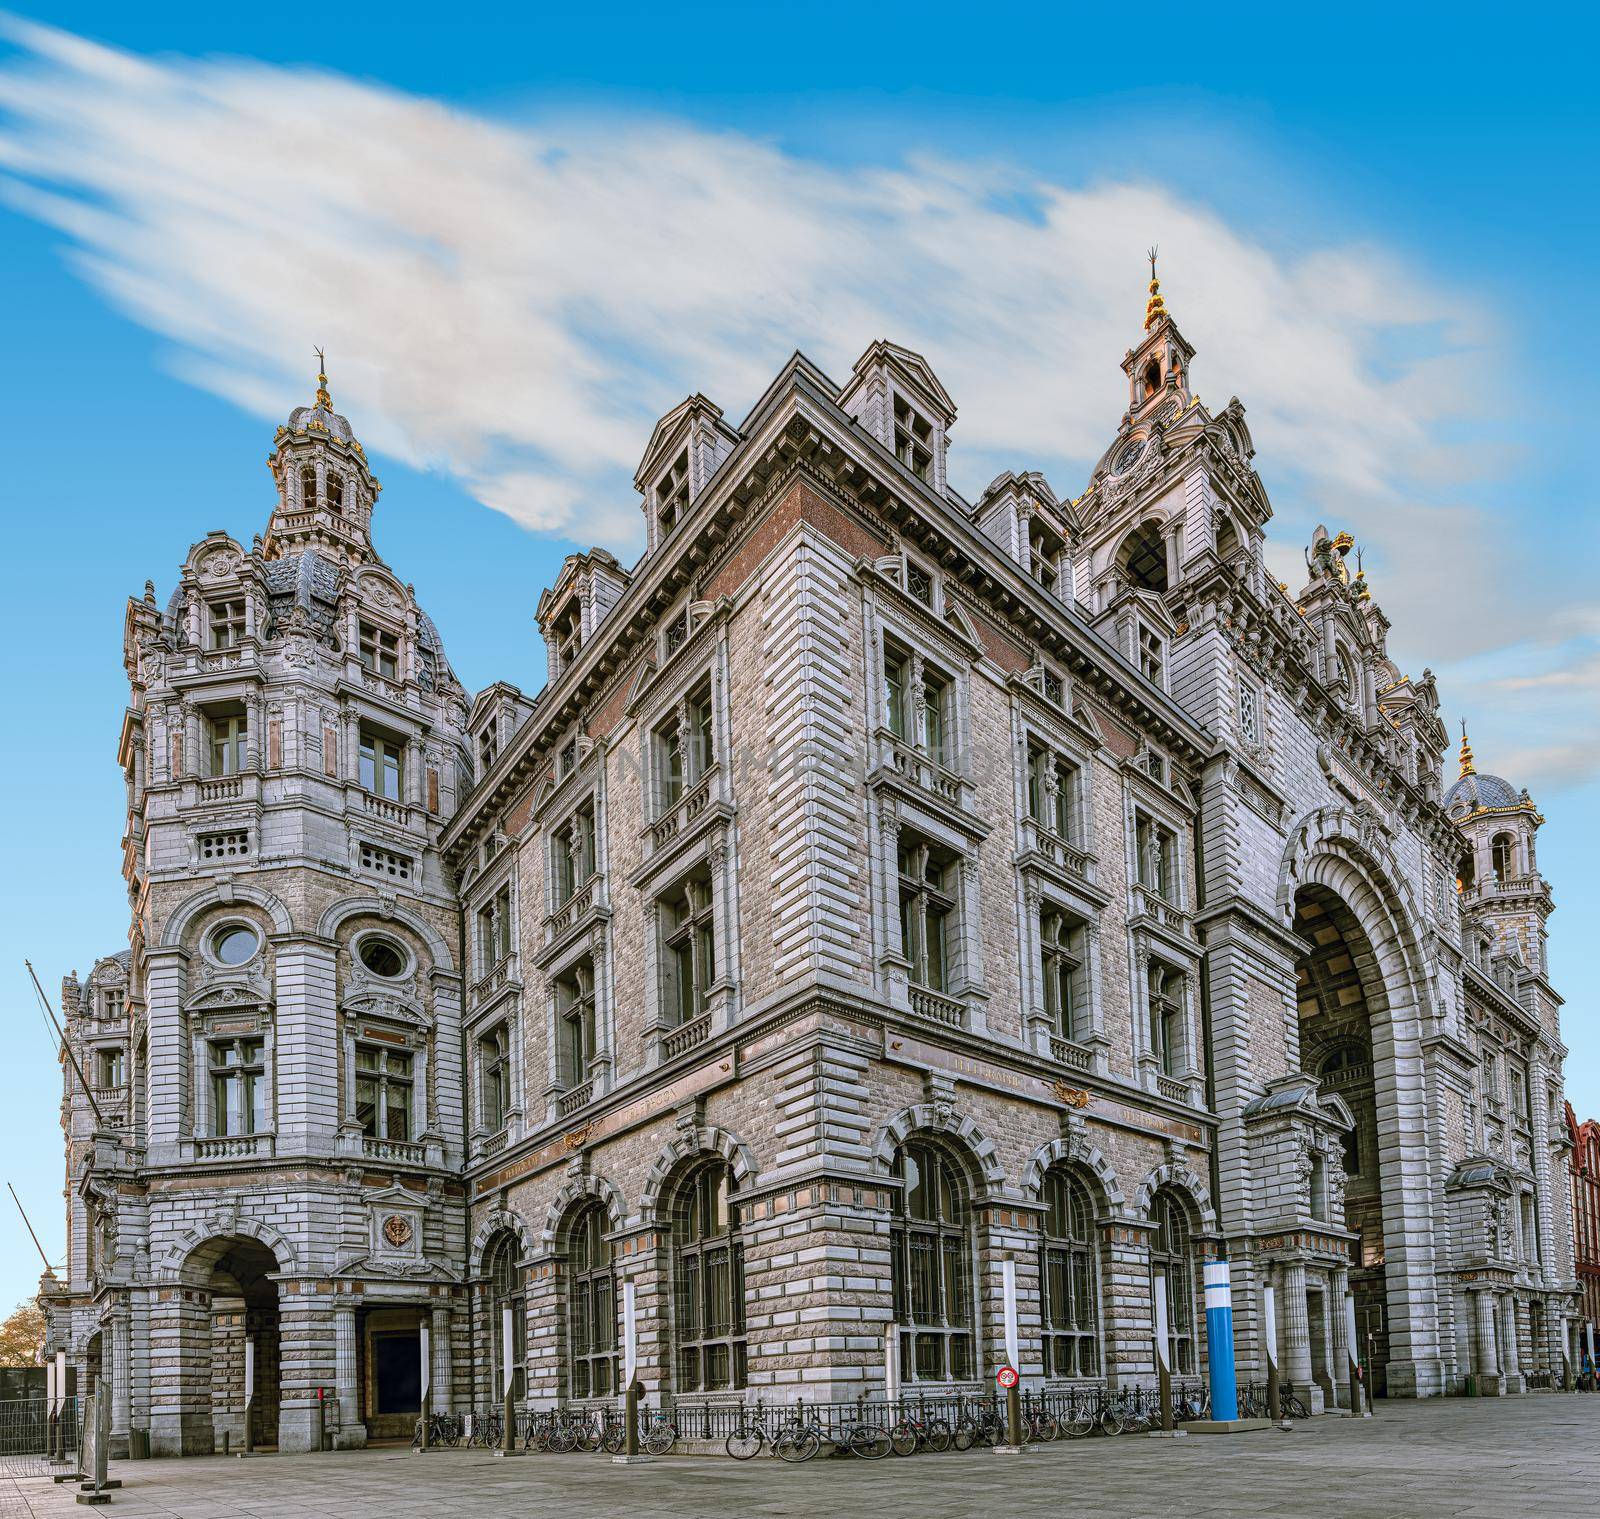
[205,1238,282,1449]
[151,1235,283,1454]
[1291,873,1442,1397]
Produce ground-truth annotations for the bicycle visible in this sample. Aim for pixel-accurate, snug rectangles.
[726,1405,821,1462]
[642,1412,678,1455]
[411,1411,463,1448]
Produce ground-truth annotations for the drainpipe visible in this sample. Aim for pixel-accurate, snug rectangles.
[457,869,476,1414]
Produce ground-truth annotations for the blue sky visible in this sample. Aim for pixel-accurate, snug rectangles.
[0,3,1595,1310]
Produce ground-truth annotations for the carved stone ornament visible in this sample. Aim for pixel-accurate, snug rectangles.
[1054,1082,1092,1109]
[382,1214,414,1249]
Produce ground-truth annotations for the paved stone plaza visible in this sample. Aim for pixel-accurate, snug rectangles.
[6,1398,1596,1519]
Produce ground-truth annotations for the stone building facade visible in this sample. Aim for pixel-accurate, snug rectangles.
[1568,1106,1600,1349]
[48,281,1582,1453]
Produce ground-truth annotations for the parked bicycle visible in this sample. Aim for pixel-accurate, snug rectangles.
[411,1411,463,1448]
[726,1404,821,1462]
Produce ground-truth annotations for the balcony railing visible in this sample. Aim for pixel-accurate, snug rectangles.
[650,768,717,852]
[880,733,964,808]
[1022,817,1094,879]
[546,877,599,941]
[194,1133,271,1161]
[362,1136,425,1165]
[480,1128,509,1159]
[908,985,965,1028]
[1156,1074,1189,1104]
[363,791,410,825]
[557,1081,595,1118]
[1132,882,1191,934]
[662,1013,712,1060]
[1050,1036,1094,1073]
[471,956,514,1009]
[196,775,245,803]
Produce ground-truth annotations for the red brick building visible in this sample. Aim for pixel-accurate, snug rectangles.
[1568,1104,1600,1354]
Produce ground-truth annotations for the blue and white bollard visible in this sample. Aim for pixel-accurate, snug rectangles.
[1204,1259,1238,1421]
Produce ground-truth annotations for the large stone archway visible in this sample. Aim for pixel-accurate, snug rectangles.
[1291,865,1443,1398]
[150,1234,283,1455]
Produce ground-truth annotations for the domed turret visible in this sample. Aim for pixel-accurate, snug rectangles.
[266,352,378,566]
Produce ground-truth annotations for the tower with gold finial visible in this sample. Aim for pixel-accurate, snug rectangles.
[264,350,380,567]
[1445,721,1552,976]
[1120,248,1194,422]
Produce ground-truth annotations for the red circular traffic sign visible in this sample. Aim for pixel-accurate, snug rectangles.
[996,1366,1020,1389]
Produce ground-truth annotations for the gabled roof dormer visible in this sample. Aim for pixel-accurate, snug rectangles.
[535,548,631,684]
[839,340,957,498]
[633,394,742,552]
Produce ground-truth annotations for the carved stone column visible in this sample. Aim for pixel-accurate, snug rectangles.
[1473,1289,1502,1395]
[1499,1295,1523,1393]
[1328,1266,1351,1409]
[334,1305,364,1447]
[1281,1260,1314,1389]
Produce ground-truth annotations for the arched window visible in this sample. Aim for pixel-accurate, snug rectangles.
[1040,1168,1099,1378]
[891,1140,975,1383]
[567,1203,616,1399]
[327,473,344,515]
[1142,358,1162,398]
[1491,833,1515,883]
[300,466,317,510]
[484,1231,525,1401]
[1456,849,1476,894]
[1215,516,1241,563]
[672,1161,745,1393]
[1118,523,1168,594]
[1149,1191,1196,1375]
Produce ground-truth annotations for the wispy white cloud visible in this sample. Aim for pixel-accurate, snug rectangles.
[1,14,1594,787]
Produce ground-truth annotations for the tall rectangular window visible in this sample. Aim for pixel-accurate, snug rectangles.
[553,803,597,907]
[209,1037,265,1137]
[359,727,404,800]
[1138,625,1164,685]
[96,1047,126,1088]
[654,448,691,534]
[478,1024,509,1132]
[1135,813,1177,901]
[656,682,714,811]
[209,599,246,650]
[884,647,912,742]
[555,961,596,1089]
[355,1044,413,1140]
[1040,908,1088,1042]
[209,713,248,777]
[661,869,715,1026]
[358,621,400,680]
[893,395,934,482]
[1148,965,1185,1077]
[898,837,955,992]
[477,884,512,972]
[1028,745,1077,841]
[478,727,498,777]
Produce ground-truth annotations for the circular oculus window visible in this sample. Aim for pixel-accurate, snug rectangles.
[358,937,407,978]
[211,924,260,966]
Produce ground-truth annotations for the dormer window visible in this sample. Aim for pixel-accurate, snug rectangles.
[546,600,581,673]
[905,561,934,607]
[893,395,934,483]
[654,448,691,535]
[1138,625,1165,686]
[359,621,399,681]
[1029,518,1065,592]
[209,599,246,650]
[478,727,499,778]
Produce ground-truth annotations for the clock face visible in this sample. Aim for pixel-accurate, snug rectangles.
[1115,438,1145,474]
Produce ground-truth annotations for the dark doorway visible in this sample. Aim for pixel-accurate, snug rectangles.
[372,1332,421,1416]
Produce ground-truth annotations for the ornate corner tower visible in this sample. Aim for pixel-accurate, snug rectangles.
[62,363,474,1457]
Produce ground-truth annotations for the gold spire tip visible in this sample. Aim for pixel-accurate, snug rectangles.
[1458,719,1476,779]
[1143,245,1167,331]
[314,346,331,410]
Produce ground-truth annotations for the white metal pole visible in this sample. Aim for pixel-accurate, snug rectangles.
[1001,1257,1020,1372]
[501,1304,514,1398]
[419,1318,432,1408]
[243,1337,256,1454]
[622,1280,638,1391]
[885,1323,900,1404]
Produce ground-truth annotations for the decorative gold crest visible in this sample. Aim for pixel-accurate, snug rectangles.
[563,1121,594,1151]
[1053,1082,1091,1109]
[381,1214,413,1248]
